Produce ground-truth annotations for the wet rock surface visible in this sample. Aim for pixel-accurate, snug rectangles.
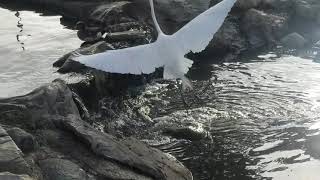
[280,32,308,49]
[7,127,36,153]
[0,172,33,180]
[39,158,92,180]
[0,80,192,180]
[0,126,31,175]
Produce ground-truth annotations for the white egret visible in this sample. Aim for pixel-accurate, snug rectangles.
[73,0,237,89]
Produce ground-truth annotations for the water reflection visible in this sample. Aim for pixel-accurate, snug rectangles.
[0,7,81,97]
[151,53,320,180]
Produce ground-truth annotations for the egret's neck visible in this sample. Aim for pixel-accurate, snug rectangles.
[149,0,163,35]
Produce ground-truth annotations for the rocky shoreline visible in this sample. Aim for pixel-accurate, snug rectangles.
[1,0,320,179]
[0,80,193,180]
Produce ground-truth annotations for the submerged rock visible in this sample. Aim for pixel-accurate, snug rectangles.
[280,32,308,49]
[163,126,207,141]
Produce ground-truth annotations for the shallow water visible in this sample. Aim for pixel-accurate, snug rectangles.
[155,54,320,180]
[2,6,320,180]
[0,8,81,97]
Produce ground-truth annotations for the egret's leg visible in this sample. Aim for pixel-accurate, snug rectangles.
[176,79,190,107]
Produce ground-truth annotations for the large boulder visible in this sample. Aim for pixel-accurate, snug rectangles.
[280,32,308,49]
[133,0,211,34]
[57,114,193,180]
[197,18,247,61]
[39,158,92,180]
[0,80,193,180]
[0,125,31,175]
[7,127,36,153]
[0,79,80,129]
[241,8,288,49]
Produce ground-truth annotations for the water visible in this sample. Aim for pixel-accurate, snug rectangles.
[2,6,320,180]
[156,54,320,180]
[0,8,81,97]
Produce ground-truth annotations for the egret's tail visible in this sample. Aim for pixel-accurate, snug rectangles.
[163,57,193,90]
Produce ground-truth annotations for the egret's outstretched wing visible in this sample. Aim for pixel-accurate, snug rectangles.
[172,0,236,54]
[73,43,163,74]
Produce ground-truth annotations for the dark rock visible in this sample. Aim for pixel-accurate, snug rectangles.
[0,80,192,180]
[0,125,31,175]
[196,18,247,61]
[76,21,103,42]
[57,59,87,74]
[294,0,320,21]
[7,127,36,153]
[106,30,147,42]
[163,126,207,141]
[235,0,261,10]
[89,1,133,25]
[259,0,295,12]
[241,9,288,49]
[55,41,114,73]
[39,158,92,180]
[280,32,308,49]
[132,0,211,34]
[0,79,80,129]
[53,52,72,68]
[57,114,193,180]
[0,172,33,180]
[0,103,32,129]
[107,22,141,32]
[39,129,153,180]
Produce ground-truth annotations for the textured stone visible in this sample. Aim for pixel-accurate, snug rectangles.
[58,114,193,180]
[39,158,91,180]
[241,9,288,48]
[7,127,36,153]
[0,126,31,175]
[280,32,308,49]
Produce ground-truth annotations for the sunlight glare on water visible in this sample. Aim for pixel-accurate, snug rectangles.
[0,8,81,97]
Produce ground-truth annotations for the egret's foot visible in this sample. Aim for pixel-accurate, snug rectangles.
[176,79,205,108]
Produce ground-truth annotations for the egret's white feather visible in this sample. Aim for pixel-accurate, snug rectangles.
[75,43,163,74]
[173,0,237,54]
[72,0,236,86]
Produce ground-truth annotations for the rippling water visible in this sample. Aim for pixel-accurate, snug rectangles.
[0,8,81,97]
[2,5,320,180]
[155,54,320,180]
